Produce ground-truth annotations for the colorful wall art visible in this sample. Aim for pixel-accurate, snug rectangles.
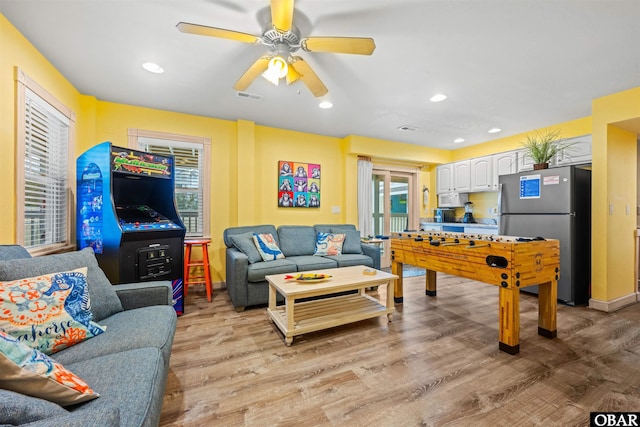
[278,161,320,208]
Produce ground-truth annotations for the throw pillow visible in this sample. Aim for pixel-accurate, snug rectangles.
[338,229,364,254]
[229,232,263,264]
[252,233,285,261]
[0,330,99,406]
[0,247,123,322]
[314,233,346,256]
[0,268,106,355]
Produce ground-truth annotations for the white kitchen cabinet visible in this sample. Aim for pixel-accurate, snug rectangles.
[453,160,471,192]
[517,148,536,172]
[436,164,454,194]
[555,134,592,166]
[470,156,493,192]
[492,151,518,190]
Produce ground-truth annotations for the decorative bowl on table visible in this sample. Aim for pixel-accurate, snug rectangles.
[284,273,332,283]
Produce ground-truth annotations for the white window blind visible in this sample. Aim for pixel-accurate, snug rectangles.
[138,138,204,237]
[23,88,70,248]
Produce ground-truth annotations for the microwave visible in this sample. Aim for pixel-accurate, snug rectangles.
[437,192,469,208]
[434,208,456,223]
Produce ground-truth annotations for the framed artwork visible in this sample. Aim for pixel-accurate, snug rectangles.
[278,161,320,208]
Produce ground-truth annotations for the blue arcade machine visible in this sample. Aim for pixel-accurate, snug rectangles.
[76,142,186,314]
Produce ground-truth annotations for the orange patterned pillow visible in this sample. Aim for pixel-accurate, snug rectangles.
[0,268,105,354]
[0,329,99,406]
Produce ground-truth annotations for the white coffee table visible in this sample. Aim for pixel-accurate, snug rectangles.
[266,265,397,346]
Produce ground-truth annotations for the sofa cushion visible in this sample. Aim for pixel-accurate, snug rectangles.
[253,233,285,261]
[229,232,263,264]
[247,259,297,283]
[0,245,32,261]
[338,229,364,254]
[64,347,166,427]
[287,255,337,271]
[0,389,68,424]
[0,330,99,406]
[54,305,176,368]
[277,225,316,256]
[0,268,106,355]
[324,254,375,268]
[223,225,278,248]
[314,232,346,256]
[0,248,123,322]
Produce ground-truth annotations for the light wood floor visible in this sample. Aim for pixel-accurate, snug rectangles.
[160,274,640,427]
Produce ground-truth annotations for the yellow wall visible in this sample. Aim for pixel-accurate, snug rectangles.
[0,13,84,242]
[591,88,640,304]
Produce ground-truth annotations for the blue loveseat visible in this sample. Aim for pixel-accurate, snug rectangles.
[0,245,176,427]
[223,224,381,311]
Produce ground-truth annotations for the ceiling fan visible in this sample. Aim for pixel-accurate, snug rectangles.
[176,0,375,97]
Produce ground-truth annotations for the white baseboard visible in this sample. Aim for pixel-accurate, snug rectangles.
[589,292,639,312]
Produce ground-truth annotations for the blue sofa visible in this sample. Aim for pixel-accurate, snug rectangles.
[223,224,381,311]
[0,245,176,427]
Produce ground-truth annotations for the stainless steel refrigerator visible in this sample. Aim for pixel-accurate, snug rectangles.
[498,165,591,305]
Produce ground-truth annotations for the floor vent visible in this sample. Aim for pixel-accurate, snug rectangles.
[236,91,263,101]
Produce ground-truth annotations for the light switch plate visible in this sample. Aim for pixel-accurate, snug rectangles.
[331,206,341,214]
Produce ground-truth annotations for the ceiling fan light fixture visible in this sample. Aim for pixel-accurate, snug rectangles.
[262,55,288,85]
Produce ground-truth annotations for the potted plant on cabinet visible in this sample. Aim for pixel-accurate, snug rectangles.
[520,128,567,170]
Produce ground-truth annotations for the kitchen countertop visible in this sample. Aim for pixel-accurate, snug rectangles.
[420,221,498,229]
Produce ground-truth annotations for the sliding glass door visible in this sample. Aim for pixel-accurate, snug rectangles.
[372,169,418,268]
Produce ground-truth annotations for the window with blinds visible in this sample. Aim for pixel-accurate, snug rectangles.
[137,138,205,237]
[22,88,70,248]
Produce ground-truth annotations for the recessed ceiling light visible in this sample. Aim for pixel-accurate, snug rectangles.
[142,62,164,74]
[430,94,447,102]
[318,101,333,109]
[454,138,465,143]
[488,128,502,134]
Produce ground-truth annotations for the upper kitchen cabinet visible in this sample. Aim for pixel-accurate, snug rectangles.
[555,134,592,166]
[492,151,518,190]
[453,160,471,192]
[470,156,493,192]
[436,164,454,194]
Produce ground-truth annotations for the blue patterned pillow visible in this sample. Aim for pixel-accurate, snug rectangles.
[252,233,285,261]
[0,268,106,355]
[314,233,346,256]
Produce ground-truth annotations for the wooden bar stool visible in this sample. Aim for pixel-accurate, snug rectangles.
[183,239,212,302]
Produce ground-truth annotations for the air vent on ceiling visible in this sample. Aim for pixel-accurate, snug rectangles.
[236,91,263,101]
[398,125,418,132]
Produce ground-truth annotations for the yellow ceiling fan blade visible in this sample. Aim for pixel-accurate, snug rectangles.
[233,56,271,91]
[290,57,328,97]
[285,65,301,85]
[302,37,376,55]
[177,22,261,44]
[271,0,294,32]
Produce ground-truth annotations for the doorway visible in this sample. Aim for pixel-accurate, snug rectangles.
[372,168,419,268]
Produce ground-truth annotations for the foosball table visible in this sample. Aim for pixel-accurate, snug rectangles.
[391,231,560,354]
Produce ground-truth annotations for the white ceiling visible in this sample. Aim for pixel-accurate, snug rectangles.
[1,0,639,149]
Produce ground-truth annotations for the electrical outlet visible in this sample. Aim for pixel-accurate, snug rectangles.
[331,206,341,214]
[609,203,614,215]
[626,205,631,215]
